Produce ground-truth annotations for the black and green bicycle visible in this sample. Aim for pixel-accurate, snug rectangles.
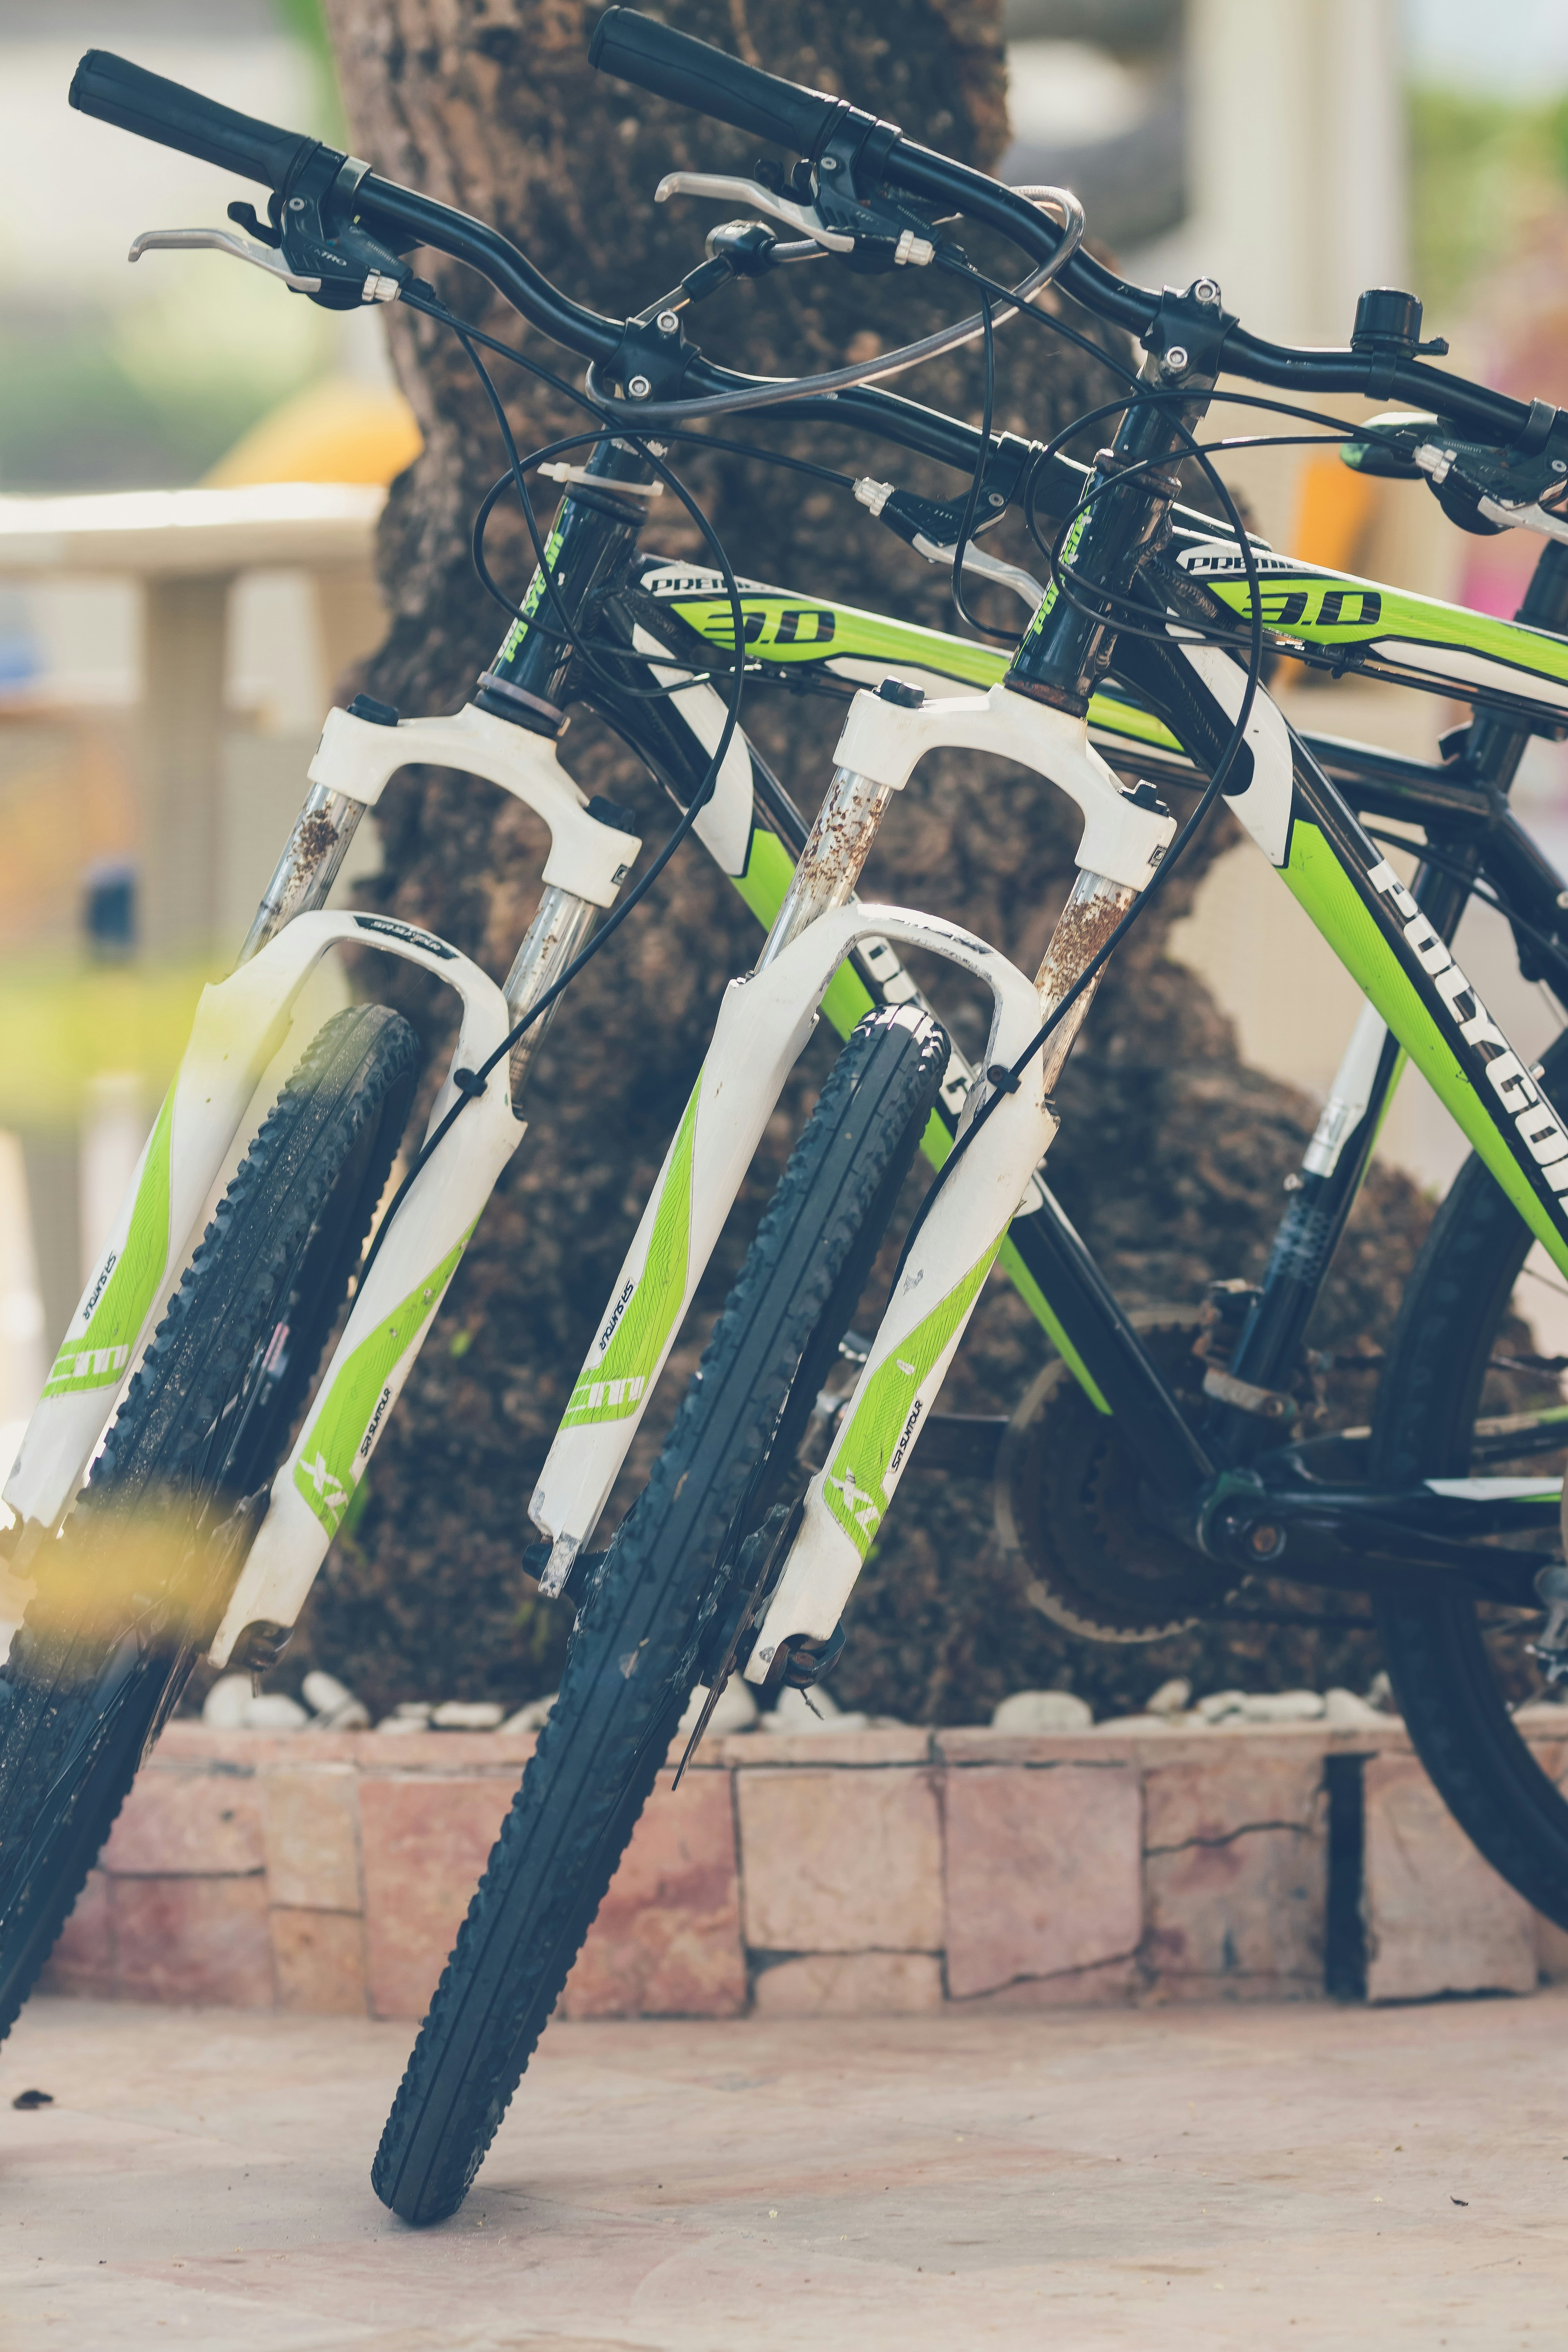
[8,13,1568,2231]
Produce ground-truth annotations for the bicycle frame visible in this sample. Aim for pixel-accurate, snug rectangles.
[524,501,1568,1664]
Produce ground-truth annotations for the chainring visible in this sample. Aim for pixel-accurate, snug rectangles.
[994,1307,1237,1642]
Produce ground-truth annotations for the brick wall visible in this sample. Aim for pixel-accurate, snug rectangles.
[41,1715,1568,2018]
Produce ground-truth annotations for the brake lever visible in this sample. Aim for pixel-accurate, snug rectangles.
[655,171,857,255]
[128,225,323,294]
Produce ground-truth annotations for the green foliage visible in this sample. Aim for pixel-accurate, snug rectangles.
[269,0,347,142]
[1409,83,1568,313]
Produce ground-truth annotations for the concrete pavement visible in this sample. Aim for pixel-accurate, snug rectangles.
[2,1989,1566,2349]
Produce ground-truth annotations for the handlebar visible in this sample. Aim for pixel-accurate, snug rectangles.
[591,7,1534,446]
[69,49,320,191]
[71,25,1537,470]
[587,9,844,158]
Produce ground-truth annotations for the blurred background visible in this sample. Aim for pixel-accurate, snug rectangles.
[3,0,1568,1453]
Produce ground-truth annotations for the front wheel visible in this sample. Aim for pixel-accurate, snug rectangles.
[1370,1025,1568,1927]
[0,1004,419,2043]
[372,1002,950,2225]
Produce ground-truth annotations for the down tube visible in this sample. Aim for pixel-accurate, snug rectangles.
[1279,738,1568,1274]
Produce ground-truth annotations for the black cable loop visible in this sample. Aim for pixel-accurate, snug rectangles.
[947,287,1016,644]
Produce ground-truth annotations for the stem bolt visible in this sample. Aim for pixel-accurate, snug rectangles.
[655,310,680,336]
[1165,345,1189,374]
[627,374,653,400]
[1194,278,1221,305]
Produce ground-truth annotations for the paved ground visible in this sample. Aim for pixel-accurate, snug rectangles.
[1,1991,1565,2350]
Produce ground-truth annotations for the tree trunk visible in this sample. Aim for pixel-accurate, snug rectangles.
[295,0,1425,1725]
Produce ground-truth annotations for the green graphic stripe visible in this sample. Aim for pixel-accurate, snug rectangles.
[44,1084,176,1397]
[1022,506,1088,647]
[561,1075,702,1427]
[825,1242,1003,1558]
[295,1229,473,1536]
[1204,568,1568,689]
[996,1235,1111,1414]
[497,521,566,662]
[1283,823,1568,1276]
[671,593,1003,684]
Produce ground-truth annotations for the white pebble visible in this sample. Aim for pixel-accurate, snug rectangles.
[766,1684,869,1734]
[1323,1686,1388,1726]
[241,1692,309,1731]
[677,1681,759,1738]
[201,1674,254,1730]
[498,1693,556,1734]
[991,1689,1093,1734]
[429,1700,505,1730]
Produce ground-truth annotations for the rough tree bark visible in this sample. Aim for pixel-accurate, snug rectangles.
[294,0,1425,1724]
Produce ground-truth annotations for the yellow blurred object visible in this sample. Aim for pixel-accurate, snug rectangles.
[203,375,423,489]
[1292,452,1378,573]
[0,956,213,1127]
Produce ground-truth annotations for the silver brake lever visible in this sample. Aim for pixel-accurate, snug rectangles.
[655,172,856,256]
[128,227,322,294]
[914,537,1047,612]
[853,478,1046,610]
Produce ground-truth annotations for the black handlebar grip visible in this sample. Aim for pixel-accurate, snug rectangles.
[69,50,320,191]
[588,8,844,155]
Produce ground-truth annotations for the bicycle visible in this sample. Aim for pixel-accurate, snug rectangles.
[11,16,1568,2217]
[0,42,1189,2045]
[363,11,1568,2223]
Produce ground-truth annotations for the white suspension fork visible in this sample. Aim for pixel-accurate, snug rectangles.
[2,701,640,1578]
[528,682,1174,1595]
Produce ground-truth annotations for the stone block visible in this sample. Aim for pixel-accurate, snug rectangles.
[562,1772,744,2020]
[100,1765,264,1877]
[270,1907,369,2015]
[263,1765,362,1912]
[944,1763,1142,1999]
[1143,1750,1327,1995]
[38,1867,114,1998]
[752,1950,943,2016]
[957,1956,1140,2008]
[737,1766,943,1955]
[1363,1754,1537,2001]
[110,1875,274,2007]
[359,1773,514,2018]
[735,1727,933,1768]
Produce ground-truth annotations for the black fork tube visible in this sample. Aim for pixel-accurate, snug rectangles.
[1005,312,1220,712]
[474,437,654,733]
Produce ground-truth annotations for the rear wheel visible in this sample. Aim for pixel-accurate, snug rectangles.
[1371,1025,1568,1927]
[372,1003,949,2225]
[0,1005,419,2041]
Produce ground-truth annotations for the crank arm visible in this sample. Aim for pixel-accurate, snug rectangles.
[1200,1468,1557,1604]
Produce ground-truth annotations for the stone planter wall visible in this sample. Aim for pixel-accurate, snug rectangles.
[41,1715,1568,2019]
